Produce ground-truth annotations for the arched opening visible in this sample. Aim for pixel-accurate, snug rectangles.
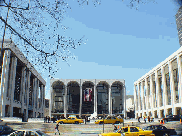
[96,81,109,114]
[111,81,124,114]
[52,81,65,113]
[82,81,94,114]
[67,81,80,114]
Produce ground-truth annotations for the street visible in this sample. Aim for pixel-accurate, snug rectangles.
[3,119,182,136]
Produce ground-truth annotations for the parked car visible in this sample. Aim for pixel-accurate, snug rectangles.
[98,126,155,136]
[143,125,177,136]
[0,124,15,135]
[9,129,49,136]
[163,115,182,122]
[56,117,84,124]
[95,116,123,124]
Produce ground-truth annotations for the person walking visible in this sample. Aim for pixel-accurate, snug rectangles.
[138,117,140,123]
[113,124,117,131]
[144,116,146,123]
[85,116,87,124]
[55,123,60,135]
[148,116,150,122]
[44,116,46,123]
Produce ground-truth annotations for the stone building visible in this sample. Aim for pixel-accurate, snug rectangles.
[0,39,46,121]
[134,47,182,119]
[44,99,49,117]
[50,79,126,118]
[176,6,182,47]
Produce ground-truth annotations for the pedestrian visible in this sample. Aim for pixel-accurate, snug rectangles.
[85,116,87,124]
[48,116,50,123]
[55,123,60,135]
[151,117,154,122]
[44,116,46,123]
[148,116,150,122]
[46,116,48,123]
[144,116,146,123]
[113,124,117,131]
[138,117,140,123]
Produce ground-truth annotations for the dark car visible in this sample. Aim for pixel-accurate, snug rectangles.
[143,125,177,136]
[0,124,15,135]
[163,115,182,122]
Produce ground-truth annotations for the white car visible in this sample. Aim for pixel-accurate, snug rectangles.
[8,129,49,136]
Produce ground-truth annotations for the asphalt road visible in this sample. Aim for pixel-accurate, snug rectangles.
[2,119,182,136]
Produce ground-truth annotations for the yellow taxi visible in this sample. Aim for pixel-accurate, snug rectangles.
[56,117,84,124]
[95,116,123,124]
[98,126,155,136]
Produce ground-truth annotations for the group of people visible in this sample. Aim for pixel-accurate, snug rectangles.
[44,116,50,123]
[138,116,154,123]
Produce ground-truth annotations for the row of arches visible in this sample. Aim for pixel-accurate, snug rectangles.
[51,80,125,115]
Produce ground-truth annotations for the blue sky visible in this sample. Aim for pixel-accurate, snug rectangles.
[42,0,181,99]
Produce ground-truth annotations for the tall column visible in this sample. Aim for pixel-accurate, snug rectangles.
[124,85,126,118]
[26,71,31,121]
[134,84,137,118]
[33,78,37,117]
[108,86,111,115]
[94,82,97,114]
[21,67,26,116]
[145,78,149,115]
[95,84,97,114]
[141,81,144,112]
[150,74,154,109]
[37,80,39,113]
[161,66,167,117]
[155,70,160,117]
[41,85,43,116]
[49,86,52,117]
[0,50,11,117]
[177,55,182,103]
[169,61,176,115]
[79,80,82,118]
[64,84,67,118]
[43,85,45,117]
[137,82,141,112]
[9,57,17,117]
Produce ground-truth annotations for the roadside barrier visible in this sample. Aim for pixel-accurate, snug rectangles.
[160,120,164,124]
[160,120,162,124]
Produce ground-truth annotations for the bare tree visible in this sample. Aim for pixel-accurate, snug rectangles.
[0,0,101,78]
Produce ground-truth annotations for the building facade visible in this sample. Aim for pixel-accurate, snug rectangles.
[50,79,126,118]
[44,99,49,117]
[126,98,134,112]
[176,6,182,47]
[134,47,182,119]
[0,39,46,121]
